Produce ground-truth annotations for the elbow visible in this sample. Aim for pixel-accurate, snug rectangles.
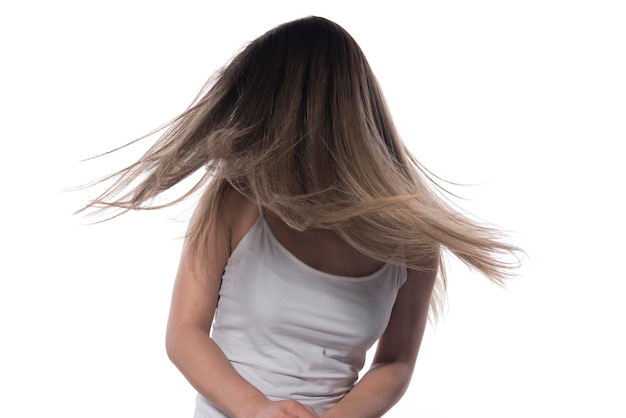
[165,326,187,367]
[165,330,178,365]
[388,361,415,402]
[165,323,211,368]
[372,360,415,393]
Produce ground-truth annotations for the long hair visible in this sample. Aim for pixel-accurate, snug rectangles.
[81,16,520,318]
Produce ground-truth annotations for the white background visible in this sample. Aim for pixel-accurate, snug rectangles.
[1,1,625,417]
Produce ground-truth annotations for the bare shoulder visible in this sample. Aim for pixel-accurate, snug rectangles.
[406,248,440,284]
[220,187,259,254]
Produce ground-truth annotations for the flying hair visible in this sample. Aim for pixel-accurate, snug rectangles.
[80,16,522,319]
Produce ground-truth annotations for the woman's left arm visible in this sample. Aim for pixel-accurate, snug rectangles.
[323,257,438,418]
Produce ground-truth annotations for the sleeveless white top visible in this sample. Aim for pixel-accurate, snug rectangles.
[194,210,407,417]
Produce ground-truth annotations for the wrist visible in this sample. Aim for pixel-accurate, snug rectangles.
[233,393,270,418]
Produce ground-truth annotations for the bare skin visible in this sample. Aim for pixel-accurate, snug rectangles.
[263,209,384,278]
[166,188,437,418]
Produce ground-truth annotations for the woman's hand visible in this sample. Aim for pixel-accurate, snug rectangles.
[252,400,320,418]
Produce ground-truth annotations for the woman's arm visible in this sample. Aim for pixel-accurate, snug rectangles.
[165,190,319,418]
[322,256,438,418]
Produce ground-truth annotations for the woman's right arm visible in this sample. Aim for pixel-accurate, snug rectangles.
[165,190,319,418]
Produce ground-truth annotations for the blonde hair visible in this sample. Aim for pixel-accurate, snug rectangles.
[82,16,520,318]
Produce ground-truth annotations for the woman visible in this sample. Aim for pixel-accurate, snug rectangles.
[84,16,519,418]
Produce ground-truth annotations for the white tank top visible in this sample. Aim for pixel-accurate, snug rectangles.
[194,210,407,417]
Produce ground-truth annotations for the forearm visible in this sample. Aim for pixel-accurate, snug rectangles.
[166,328,268,418]
[323,361,414,418]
